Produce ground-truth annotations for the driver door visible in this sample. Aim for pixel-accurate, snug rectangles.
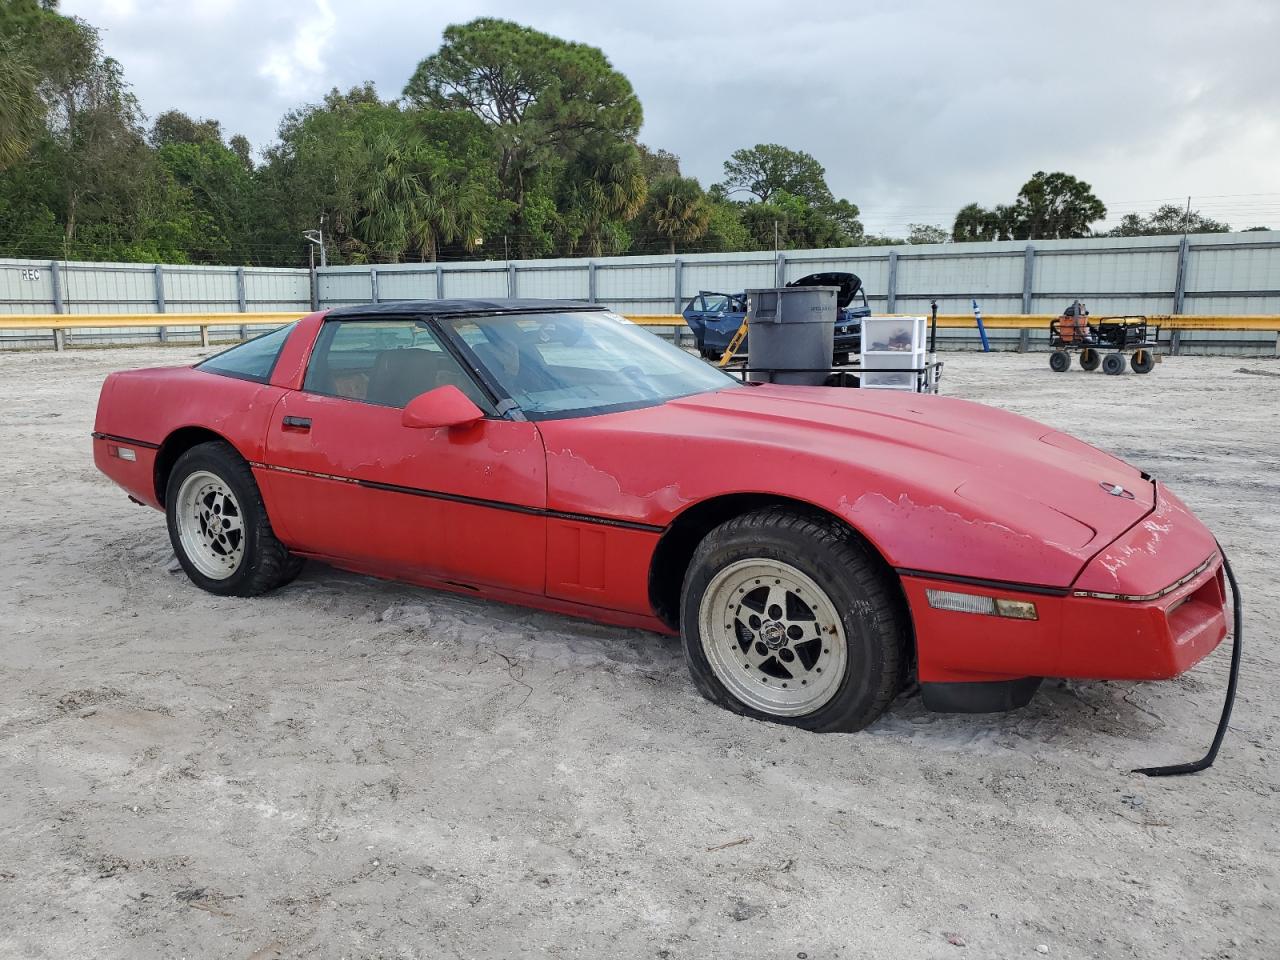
[261,316,547,595]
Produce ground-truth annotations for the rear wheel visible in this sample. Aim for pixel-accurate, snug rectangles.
[1130,349,1155,374]
[1102,352,1126,375]
[1079,347,1100,371]
[1049,351,1070,372]
[680,508,907,732]
[166,441,303,597]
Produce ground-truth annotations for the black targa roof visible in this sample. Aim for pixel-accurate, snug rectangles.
[325,299,597,318]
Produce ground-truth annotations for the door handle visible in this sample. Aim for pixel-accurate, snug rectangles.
[282,415,312,432]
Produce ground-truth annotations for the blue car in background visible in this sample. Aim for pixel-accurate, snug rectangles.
[683,272,869,363]
[683,291,748,360]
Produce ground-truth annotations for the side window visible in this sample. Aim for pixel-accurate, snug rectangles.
[684,296,702,312]
[703,295,729,314]
[303,319,493,412]
[197,323,295,382]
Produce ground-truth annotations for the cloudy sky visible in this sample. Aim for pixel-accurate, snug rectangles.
[64,0,1280,234]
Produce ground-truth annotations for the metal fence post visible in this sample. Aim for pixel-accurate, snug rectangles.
[507,262,517,298]
[672,259,683,313]
[1018,328,1030,353]
[236,266,248,339]
[886,250,898,313]
[1170,328,1182,355]
[50,260,64,314]
[1173,236,1189,315]
[775,251,786,287]
[309,266,319,310]
[435,264,444,299]
[588,261,598,304]
[370,266,380,303]
[154,263,167,343]
[1022,245,1035,313]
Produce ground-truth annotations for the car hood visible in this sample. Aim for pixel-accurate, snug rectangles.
[688,382,1148,521]
[541,383,1157,588]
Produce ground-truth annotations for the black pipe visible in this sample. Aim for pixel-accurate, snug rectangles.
[929,299,938,353]
[1134,542,1242,776]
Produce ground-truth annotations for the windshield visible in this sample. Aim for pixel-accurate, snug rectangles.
[446,311,738,418]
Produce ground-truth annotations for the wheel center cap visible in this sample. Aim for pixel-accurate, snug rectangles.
[761,621,787,649]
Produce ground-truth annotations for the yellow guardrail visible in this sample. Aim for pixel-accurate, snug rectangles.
[625,313,1280,331]
[1,310,1277,349]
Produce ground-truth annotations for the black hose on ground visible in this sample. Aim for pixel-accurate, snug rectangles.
[1133,542,1242,777]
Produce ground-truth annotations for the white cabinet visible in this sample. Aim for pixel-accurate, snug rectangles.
[861,316,928,391]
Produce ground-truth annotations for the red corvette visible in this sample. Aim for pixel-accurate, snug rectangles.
[93,301,1233,741]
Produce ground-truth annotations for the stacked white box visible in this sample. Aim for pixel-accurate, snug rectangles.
[860,315,928,391]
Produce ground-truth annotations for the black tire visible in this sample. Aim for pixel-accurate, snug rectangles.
[1049,351,1070,373]
[699,347,721,361]
[1130,349,1155,374]
[165,441,304,597]
[1079,348,1100,371]
[679,508,908,733]
[1102,352,1126,375]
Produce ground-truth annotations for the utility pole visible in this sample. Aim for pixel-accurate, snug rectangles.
[303,219,327,269]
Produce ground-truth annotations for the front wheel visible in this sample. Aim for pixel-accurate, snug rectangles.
[166,441,303,597]
[680,509,908,732]
[1079,347,1100,371]
[1049,350,1070,372]
[1131,349,1155,374]
[1102,352,1127,375]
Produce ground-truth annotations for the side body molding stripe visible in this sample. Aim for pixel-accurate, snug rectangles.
[249,461,665,533]
[92,431,161,450]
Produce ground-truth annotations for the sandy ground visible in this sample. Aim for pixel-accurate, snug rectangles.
[0,347,1276,960]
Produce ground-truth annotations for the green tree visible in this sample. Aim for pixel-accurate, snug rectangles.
[739,192,857,251]
[701,199,751,252]
[952,202,1018,241]
[906,223,949,244]
[228,133,252,170]
[257,87,508,264]
[644,175,710,253]
[555,135,647,256]
[403,17,642,254]
[1009,171,1106,239]
[0,35,42,170]
[717,143,833,204]
[150,109,222,147]
[1108,203,1231,236]
[637,144,680,184]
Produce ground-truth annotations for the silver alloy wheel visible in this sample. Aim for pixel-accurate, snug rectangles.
[698,559,848,717]
[175,469,246,580]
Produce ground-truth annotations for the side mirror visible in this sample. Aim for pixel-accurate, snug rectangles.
[401,385,485,429]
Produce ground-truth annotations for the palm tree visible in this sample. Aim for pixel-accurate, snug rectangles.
[647,175,711,253]
[0,39,43,171]
[559,140,647,256]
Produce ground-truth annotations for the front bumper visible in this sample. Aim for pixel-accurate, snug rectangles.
[905,483,1228,684]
